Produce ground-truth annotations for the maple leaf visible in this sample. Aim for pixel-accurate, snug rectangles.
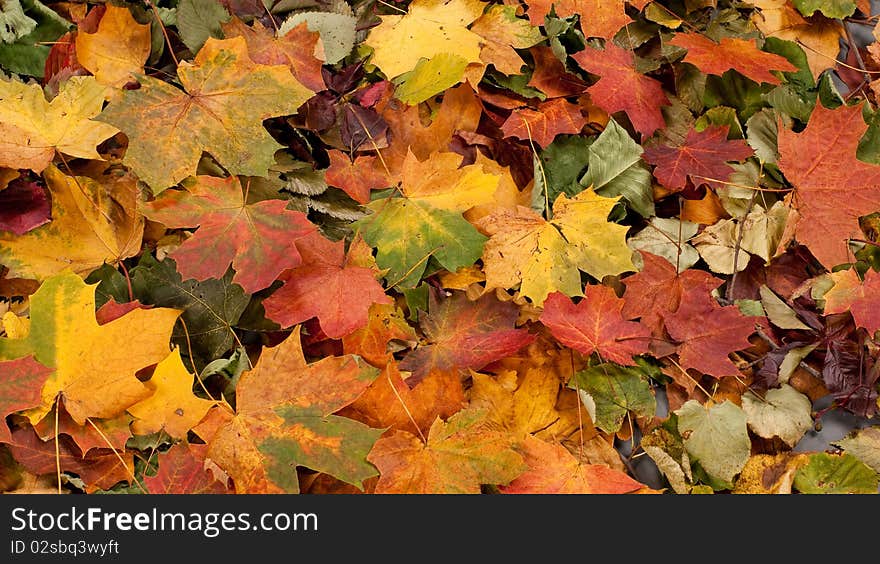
[353,150,500,288]
[398,290,536,383]
[642,125,755,190]
[470,4,543,76]
[324,150,392,204]
[127,347,216,439]
[339,361,466,437]
[96,36,312,192]
[204,327,383,493]
[364,0,486,80]
[0,75,118,172]
[822,267,880,336]
[0,164,144,282]
[0,271,180,425]
[540,285,651,365]
[664,290,758,378]
[33,406,132,457]
[621,250,723,337]
[144,443,230,494]
[501,98,588,148]
[0,356,51,443]
[366,408,525,493]
[527,46,588,98]
[668,32,798,85]
[777,101,880,270]
[262,232,392,339]
[74,4,150,87]
[221,17,325,93]
[342,302,418,367]
[499,435,646,493]
[141,174,317,294]
[9,427,135,493]
[571,44,670,138]
[524,0,631,40]
[477,189,635,306]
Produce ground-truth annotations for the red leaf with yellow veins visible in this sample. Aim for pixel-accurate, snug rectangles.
[142,175,317,294]
[572,44,670,138]
[622,251,723,336]
[325,150,392,204]
[398,291,536,384]
[9,427,134,493]
[0,356,51,443]
[366,408,525,493]
[665,290,758,378]
[668,32,798,85]
[222,17,325,93]
[540,285,651,365]
[145,443,231,494]
[339,361,466,437]
[34,407,133,456]
[342,302,418,368]
[777,102,880,269]
[823,268,880,335]
[500,98,587,148]
[262,231,392,339]
[500,435,646,493]
[205,327,382,493]
[642,125,754,190]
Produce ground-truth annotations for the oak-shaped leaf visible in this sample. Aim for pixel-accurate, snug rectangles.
[478,189,635,306]
[571,44,670,138]
[540,285,651,365]
[777,101,880,269]
[203,327,383,493]
[0,271,180,425]
[144,442,231,494]
[0,164,144,282]
[141,174,317,294]
[399,290,535,384]
[366,407,525,493]
[668,32,798,85]
[263,232,392,339]
[642,125,754,191]
[499,435,646,494]
[0,75,118,172]
[96,36,312,192]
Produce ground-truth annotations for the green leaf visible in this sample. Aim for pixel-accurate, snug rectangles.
[280,11,357,65]
[641,425,693,494]
[793,452,879,494]
[791,0,856,18]
[394,53,468,105]
[742,384,813,447]
[694,106,742,138]
[175,0,230,54]
[354,197,487,289]
[627,217,700,272]
[745,108,780,164]
[540,135,593,207]
[131,254,250,372]
[580,118,654,217]
[675,399,750,489]
[0,0,36,43]
[0,0,71,78]
[569,363,656,434]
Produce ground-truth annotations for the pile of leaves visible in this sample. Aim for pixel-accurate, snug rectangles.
[1,0,880,495]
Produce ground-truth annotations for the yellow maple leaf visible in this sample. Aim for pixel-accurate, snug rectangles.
[128,347,216,439]
[0,163,144,282]
[398,149,500,211]
[0,76,119,172]
[477,189,635,306]
[0,271,180,425]
[75,4,151,88]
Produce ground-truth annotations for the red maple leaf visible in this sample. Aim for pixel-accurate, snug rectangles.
[527,46,587,99]
[262,232,392,339]
[571,44,670,138]
[144,442,230,494]
[0,356,51,443]
[642,125,754,190]
[668,33,798,85]
[621,251,723,337]
[664,289,758,378]
[524,0,631,40]
[777,102,880,269]
[398,291,536,384]
[142,175,317,294]
[823,267,880,336]
[540,285,651,365]
[501,98,588,148]
[325,150,392,204]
